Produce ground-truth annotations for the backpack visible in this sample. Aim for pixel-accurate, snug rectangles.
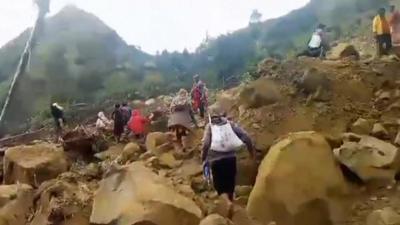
[209,115,244,152]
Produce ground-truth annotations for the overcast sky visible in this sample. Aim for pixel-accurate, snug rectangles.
[1,0,309,54]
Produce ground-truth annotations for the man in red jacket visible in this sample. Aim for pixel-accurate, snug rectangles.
[128,110,150,140]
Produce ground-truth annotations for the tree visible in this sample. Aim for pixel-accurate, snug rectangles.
[250,9,262,24]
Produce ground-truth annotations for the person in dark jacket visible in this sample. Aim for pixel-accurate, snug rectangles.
[201,106,255,216]
[121,102,132,125]
[111,104,124,142]
[50,103,66,139]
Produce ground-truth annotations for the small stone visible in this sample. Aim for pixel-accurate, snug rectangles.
[252,123,261,129]
[395,130,400,145]
[351,118,373,135]
[235,185,253,197]
[370,196,378,201]
[158,152,183,169]
[372,123,389,138]
[191,177,207,193]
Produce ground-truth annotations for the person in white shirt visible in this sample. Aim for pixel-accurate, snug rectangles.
[298,24,330,58]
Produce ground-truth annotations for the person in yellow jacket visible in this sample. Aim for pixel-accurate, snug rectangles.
[373,8,392,56]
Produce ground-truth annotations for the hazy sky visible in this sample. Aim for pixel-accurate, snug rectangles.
[1,0,309,54]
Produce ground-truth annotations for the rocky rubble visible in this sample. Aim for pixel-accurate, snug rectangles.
[0,184,33,225]
[2,57,400,225]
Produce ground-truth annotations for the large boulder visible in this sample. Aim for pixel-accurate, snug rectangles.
[145,132,173,155]
[247,132,348,225]
[0,184,33,225]
[334,135,400,182]
[90,162,202,225]
[4,143,69,187]
[296,68,330,95]
[238,78,281,109]
[328,43,360,60]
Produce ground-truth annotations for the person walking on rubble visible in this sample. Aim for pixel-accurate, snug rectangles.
[374,7,392,57]
[128,109,150,141]
[111,104,124,142]
[168,89,198,152]
[50,102,66,141]
[201,105,256,217]
[191,74,208,119]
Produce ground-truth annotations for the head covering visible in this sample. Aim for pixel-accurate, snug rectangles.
[171,89,190,109]
[52,102,63,110]
[208,105,226,117]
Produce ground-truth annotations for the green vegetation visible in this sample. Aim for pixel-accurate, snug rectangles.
[0,0,390,134]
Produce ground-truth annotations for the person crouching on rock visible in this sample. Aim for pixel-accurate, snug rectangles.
[128,109,150,141]
[168,89,198,152]
[201,106,255,216]
[50,102,66,142]
[96,111,112,131]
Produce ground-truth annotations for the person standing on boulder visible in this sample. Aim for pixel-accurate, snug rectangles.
[390,5,400,47]
[373,8,392,57]
[201,106,255,216]
[168,89,198,152]
[111,104,124,142]
[191,74,208,119]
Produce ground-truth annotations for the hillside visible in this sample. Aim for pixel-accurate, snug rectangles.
[0,0,391,133]
[0,6,153,132]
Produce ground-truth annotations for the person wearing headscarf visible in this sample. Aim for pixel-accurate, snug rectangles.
[168,89,198,151]
[96,111,112,130]
[201,105,255,217]
[111,104,124,142]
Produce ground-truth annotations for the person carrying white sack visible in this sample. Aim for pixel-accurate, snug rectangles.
[201,105,256,209]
